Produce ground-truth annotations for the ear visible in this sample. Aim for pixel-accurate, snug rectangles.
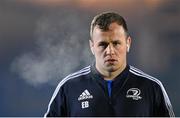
[126,36,132,53]
[89,40,94,55]
[127,44,130,52]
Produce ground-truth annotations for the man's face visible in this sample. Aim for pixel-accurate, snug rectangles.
[90,22,131,73]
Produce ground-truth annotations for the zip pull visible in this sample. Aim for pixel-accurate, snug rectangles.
[106,80,113,97]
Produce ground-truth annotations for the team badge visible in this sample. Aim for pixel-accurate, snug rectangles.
[126,88,142,100]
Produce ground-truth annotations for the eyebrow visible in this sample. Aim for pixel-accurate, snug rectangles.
[98,41,108,45]
[112,40,121,43]
[98,40,121,44]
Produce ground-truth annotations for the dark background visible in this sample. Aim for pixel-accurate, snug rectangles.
[0,0,179,116]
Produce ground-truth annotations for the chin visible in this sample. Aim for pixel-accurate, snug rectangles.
[106,65,117,72]
[107,68,115,72]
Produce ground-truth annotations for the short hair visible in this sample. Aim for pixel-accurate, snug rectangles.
[90,11,129,38]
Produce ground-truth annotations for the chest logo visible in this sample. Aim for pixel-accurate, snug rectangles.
[78,89,93,109]
[78,89,93,101]
[126,88,142,100]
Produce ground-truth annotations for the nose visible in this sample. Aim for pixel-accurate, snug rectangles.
[106,43,115,55]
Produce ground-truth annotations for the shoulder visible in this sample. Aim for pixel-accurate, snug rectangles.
[48,65,91,102]
[129,66,174,117]
[55,65,91,90]
[128,65,169,102]
[128,65,163,88]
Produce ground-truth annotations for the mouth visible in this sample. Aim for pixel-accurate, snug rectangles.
[105,59,117,63]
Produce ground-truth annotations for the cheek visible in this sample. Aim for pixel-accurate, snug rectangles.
[96,50,104,57]
[94,49,105,60]
[94,46,104,54]
[116,47,127,55]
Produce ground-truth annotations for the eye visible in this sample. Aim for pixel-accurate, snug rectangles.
[113,41,121,46]
[98,42,108,48]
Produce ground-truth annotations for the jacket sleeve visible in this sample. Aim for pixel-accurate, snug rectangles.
[154,82,175,117]
[44,85,67,117]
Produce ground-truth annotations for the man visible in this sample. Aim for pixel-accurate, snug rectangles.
[44,12,175,117]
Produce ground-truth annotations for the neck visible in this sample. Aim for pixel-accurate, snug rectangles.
[96,64,127,81]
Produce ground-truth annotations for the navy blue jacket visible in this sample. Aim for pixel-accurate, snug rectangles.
[44,64,175,117]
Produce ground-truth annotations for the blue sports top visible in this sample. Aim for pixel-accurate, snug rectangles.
[44,63,175,117]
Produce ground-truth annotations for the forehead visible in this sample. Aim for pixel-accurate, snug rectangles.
[92,22,126,41]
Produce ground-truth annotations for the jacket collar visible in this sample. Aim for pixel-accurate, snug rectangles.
[91,62,129,83]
